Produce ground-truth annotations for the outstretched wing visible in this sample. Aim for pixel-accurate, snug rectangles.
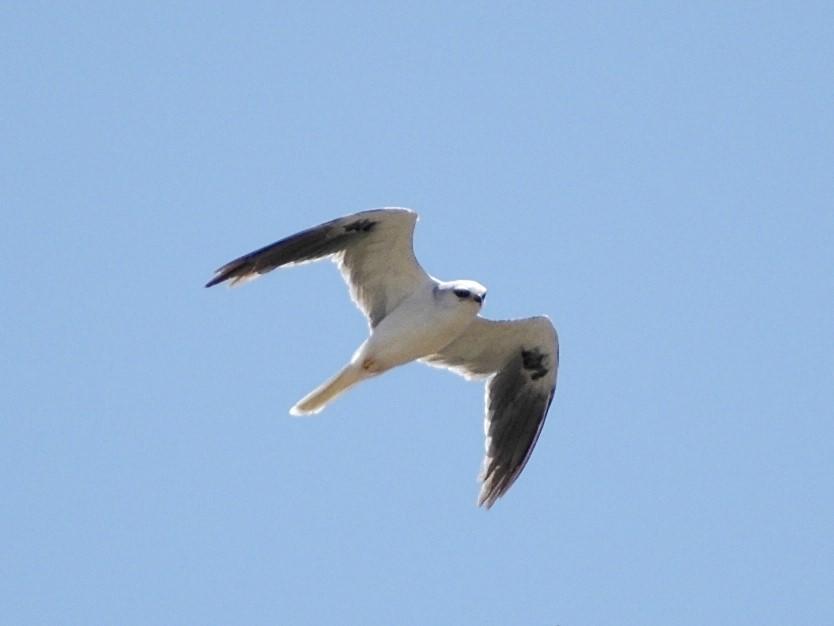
[205,208,431,327]
[422,316,559,508]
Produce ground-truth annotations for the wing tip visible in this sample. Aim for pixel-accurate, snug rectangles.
[477,463,511,509]
[478,477,510,510]
[478,493,497,510]
[204,261,258,288]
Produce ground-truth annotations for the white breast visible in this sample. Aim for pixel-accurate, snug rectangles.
[354,284,478,371]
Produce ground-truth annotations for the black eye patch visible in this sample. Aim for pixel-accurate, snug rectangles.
[453,288,471,299]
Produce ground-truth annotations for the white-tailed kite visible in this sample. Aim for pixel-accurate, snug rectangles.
[206,208,559,508]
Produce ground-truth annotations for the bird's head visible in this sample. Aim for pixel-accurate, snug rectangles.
[439,280,488,308]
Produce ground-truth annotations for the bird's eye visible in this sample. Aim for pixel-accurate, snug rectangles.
[453,288,471,299]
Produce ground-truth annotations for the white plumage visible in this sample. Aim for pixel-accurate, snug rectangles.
[206,208,559,508]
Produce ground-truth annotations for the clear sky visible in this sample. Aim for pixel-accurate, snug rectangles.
[2,3,832,625]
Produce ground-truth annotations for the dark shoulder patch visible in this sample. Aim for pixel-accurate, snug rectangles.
[344,219,377,233]
[521,348,549,381]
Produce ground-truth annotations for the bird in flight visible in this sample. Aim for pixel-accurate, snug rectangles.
[205,208,559,507]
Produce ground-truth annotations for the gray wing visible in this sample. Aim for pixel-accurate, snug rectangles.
[422,316,559,508]
[205,208,431,327]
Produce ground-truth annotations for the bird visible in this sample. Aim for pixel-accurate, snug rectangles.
[205,208,559,508]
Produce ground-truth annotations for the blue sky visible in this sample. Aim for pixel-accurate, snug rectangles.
[2,2,832,624]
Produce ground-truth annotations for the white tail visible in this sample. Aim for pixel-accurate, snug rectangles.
[290,364,364,415]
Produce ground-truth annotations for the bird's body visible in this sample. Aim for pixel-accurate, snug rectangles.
[206,208,559,507]
[357,280,485,374]
[292,280,485,415]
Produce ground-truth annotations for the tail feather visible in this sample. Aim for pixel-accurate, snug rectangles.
[290,365,363,415]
